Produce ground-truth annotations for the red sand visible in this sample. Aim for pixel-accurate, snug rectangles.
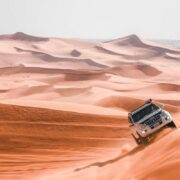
[0,33,180,179]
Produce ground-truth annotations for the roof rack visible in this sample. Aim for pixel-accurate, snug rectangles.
[145,99,152,104]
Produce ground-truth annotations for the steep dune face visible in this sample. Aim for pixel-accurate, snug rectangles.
[0,33,180,179]
[0,104,127,180]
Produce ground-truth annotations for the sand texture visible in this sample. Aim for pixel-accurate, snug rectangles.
[0,32,180,180]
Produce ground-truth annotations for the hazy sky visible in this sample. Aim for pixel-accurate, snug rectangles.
[0,0,179,39]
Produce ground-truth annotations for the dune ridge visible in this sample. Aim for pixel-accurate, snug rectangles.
[0,32,49,42]
[106,34,180,54]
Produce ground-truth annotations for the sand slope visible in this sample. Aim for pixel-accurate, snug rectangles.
[0,33,180,179]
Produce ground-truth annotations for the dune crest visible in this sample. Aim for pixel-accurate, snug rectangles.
[71,49,81,57]
[0,32,49,42]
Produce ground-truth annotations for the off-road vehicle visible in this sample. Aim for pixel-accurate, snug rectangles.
[128,99,177,145]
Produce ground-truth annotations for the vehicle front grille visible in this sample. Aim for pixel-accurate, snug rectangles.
[144,114,161,126]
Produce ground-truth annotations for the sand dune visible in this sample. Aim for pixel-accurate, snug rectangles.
[0,33,180,179]
[0,32,49,42]
[106,34,180,54]
[153,83,180,92]
[70,49,81,57]
[0,103,127,179]
[106,64,161,78]
[100,34,180,61]
[96,96,146,111]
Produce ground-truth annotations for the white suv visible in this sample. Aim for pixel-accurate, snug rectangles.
[128,99,177,145]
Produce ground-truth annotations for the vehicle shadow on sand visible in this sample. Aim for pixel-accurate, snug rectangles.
[74,144,146,172]
[74,128,175,172]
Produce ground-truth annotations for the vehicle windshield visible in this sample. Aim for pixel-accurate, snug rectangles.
[132,104,159,123]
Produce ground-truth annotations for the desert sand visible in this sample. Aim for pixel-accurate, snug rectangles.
[0,32,180,180]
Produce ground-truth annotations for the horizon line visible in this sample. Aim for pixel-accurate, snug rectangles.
[0,32,180,41]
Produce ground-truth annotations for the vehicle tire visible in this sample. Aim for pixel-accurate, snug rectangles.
[131,133,142,145]
[141,137,149,144]
[132,133,149,145]
[167,121,177,128]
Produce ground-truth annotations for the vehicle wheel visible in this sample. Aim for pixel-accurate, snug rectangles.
[131,133,141,145]
[167,121,177,128]
[141,137,149,144]
[132,133,149,145]
[137,131,149,145]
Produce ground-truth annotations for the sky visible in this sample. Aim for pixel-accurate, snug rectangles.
[0,0,179,40]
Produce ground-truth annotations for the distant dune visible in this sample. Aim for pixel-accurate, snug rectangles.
[0,33,180,180]
[0,32,49,42]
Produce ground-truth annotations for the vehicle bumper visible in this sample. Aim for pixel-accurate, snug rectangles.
[137,119,172,137]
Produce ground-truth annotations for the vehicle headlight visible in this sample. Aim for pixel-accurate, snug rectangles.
[161,112,166,118]
[161,112,169,120]
[139,124,146,130]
